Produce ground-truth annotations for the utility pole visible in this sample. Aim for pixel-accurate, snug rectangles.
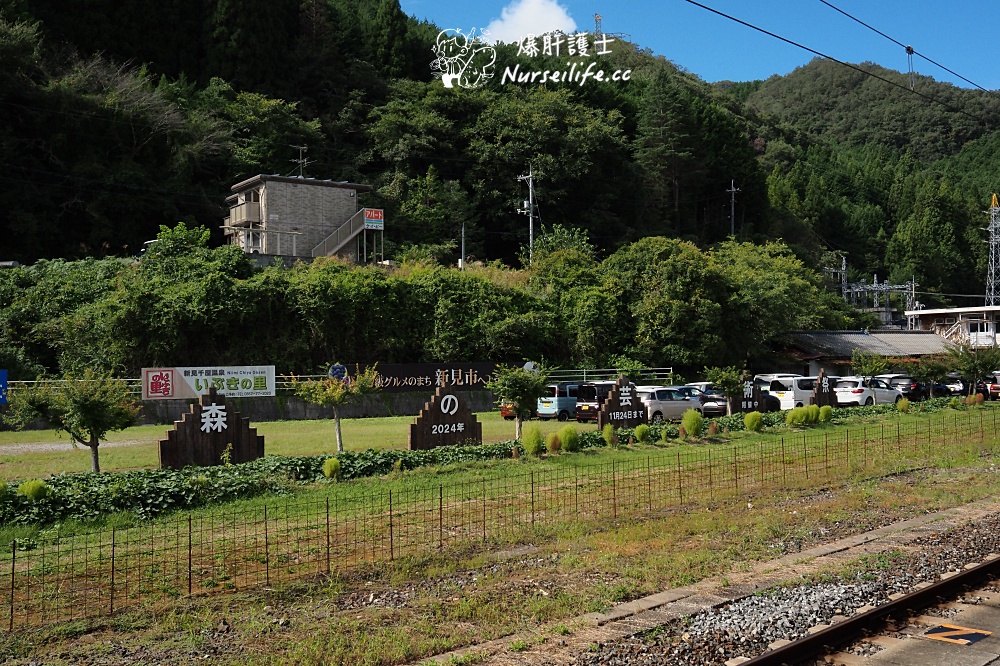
[727,180,740,237]
[516,164,536,264]
[986,193,1000,306]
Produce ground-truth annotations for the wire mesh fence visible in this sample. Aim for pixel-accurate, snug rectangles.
[2,408,996,631]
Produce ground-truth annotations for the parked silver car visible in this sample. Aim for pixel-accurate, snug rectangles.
[636,385,703,423]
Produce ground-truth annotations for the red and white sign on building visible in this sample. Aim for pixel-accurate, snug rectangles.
[363,208,384,230]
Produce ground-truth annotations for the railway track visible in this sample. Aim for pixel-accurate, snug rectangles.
[565,501,1000,666]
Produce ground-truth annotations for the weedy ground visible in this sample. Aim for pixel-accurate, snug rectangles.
[2,461,998,666]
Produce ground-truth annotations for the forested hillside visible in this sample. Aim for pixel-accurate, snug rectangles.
[2,0,1000,378]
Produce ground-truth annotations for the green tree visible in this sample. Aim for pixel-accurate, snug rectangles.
[945,344,1000,396]
[907,354,950,399]
[291,364,380,452]
[487,364,550,440]
[703,366,743,415]
[851,348,889,382]
[2,369,139,473]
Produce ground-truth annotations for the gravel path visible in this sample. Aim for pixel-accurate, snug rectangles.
[0,439,153,454]
[573,508,1000,665]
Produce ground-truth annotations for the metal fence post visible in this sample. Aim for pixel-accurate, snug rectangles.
[803,435,808,480]
[612,461,617,519]
[676,450,683,506]
[530,472,535,528]
[187,515,193,596]
[264,505,269,586]
[109,528,116,615]
[708,448,713,501]
[325,497,331,575]
[9,541,15,632]
[438,484,443,550]
[781,437,786,485]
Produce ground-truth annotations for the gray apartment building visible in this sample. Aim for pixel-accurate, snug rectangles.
[223,174,374,262]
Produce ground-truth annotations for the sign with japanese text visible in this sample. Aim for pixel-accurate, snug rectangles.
[811,369,837,408]
[596,376,647,429]
[363,208,384,230]
[159,388,264,469]
[737,378,768,413]
[408,386,483,450]
[0,369,7,405]
[355,362,495,393]
[141,366,275,400]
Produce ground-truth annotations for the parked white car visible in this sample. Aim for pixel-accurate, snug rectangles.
[834,376,903,407]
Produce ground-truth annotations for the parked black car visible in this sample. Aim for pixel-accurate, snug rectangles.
[878,375,927,401]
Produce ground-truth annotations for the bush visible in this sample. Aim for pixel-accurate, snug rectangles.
[522,425,545,456]
[634,423,651,443]
[819,405,833,422]
[321,457,341,480]
[545,432,561,453]
[17,479,49,501]
[681,409,703,438]
[950,397,961,409]
[805,404,820,424]
[744,411,763,432]
[559,425,581,452]
[897,397,910,413]
[786,407,808,426]
[601,423,616,447]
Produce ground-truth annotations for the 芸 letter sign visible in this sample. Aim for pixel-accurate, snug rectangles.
[363,208,384,230]
[597,376,647,429]
[408,386,482,450]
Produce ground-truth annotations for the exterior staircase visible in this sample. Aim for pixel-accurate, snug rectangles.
[311,208,366,258]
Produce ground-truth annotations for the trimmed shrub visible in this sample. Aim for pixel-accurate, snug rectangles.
[744,411,763,432]
[786,407,808,426]
[707,421,718,436]
[819,405,833,423]
[322,457,341,480]
[545,432,561,453]
[976,393,986,405]
[897,397,910,413]
[17,479,48,501]
[950,397,961,409]
[522,425,545,456]
[805,404,820,424]
[601,423,616,447]
[559,425,580,452]
[634,423,651,443]
[681,409,703,438]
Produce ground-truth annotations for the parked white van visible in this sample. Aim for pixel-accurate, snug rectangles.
[768,376,838,411]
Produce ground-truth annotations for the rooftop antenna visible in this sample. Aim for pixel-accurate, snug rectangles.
[289,145,314,178]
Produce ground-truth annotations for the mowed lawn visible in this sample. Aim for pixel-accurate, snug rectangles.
[0,411,596,481]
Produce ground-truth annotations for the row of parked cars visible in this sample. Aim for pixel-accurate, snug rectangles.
[525,380,727,424]
[501,371,1000,423]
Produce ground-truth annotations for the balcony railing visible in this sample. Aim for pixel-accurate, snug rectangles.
[227,202,261,227]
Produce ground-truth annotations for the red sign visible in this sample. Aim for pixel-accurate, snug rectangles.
[364,208,384,230]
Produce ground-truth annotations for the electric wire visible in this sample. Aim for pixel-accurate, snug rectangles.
[681,0,997,127]
[817,0,991,93]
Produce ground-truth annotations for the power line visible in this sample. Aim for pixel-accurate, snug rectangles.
[681,0,997,127]
[816,0,992,93]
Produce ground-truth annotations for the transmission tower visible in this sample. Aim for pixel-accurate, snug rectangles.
[986,193,1000,306]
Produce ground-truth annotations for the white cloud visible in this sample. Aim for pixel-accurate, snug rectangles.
[484,0,578,45]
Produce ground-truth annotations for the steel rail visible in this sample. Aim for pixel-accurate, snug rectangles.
[742,553,1000,665]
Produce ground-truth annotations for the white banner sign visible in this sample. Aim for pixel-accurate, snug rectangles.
[141,366,275,400]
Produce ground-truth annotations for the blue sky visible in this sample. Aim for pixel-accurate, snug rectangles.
[401,0,1000,90]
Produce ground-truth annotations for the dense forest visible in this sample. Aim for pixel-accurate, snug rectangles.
[2,0,999,377]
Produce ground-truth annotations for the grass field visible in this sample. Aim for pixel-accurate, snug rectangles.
[2,406,999,665]
[0,411,594,480]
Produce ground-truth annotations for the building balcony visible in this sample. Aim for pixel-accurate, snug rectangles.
[227,202,261,227]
